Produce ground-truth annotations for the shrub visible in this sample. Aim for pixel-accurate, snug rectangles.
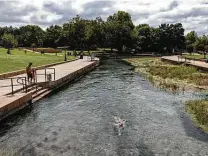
[189,73,208,86]
[185,99,208,132]
[149,65,197,80]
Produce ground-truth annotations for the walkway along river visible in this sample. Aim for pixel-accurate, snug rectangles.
[0,59,208,156]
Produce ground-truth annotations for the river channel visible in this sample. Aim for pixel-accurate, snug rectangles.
[0,59,208,156]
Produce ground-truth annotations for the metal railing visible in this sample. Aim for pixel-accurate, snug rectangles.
[35,68,56,82]
[0,77,28,95]
[0,68,55,95]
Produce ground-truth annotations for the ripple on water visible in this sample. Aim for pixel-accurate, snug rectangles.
[0,59,207,156]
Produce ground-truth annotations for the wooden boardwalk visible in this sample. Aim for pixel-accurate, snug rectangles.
[0,57,93,96]
[0,57,99,119]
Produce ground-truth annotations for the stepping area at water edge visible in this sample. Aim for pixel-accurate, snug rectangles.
[0,56,99,120]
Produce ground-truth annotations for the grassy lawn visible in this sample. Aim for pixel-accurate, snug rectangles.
[183,54,205,60]
[123,57,208,90]
[0,48,76,73]
[185,99,208,132]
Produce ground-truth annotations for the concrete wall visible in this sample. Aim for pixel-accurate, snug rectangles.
[0,93,32,120]
[45,61,97,89]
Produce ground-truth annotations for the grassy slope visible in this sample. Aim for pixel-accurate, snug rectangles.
[123,57,208,89]
[183,54,205,59]
[185,99,208,132]
[0,48,75,73]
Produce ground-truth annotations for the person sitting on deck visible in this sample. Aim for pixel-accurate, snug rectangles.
[26,62,33,83]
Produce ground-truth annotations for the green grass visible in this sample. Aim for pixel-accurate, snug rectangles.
[123,57,208,90]
[183,54,205,60]
[0,48,76,73]
[185,99,208,132]
[149,65,197,80]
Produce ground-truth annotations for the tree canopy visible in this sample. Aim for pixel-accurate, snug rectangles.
[0,11,207,55]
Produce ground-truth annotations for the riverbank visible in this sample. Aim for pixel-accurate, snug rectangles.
[123,57,208,133]
[185,99,208,132]
[123,57,208,92]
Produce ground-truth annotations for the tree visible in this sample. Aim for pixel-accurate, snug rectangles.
[44,25,63,48]
[63,15,86,50]
[1,33,18,54]
[31,43,36,52]
[194,35,208,58]
[186,31,197,44]
[186,44,194,54]
[106,11,134,52]
[158,23,185,55]
[135,24,152,52]
[185,31,198,55]
[19,25,45,47]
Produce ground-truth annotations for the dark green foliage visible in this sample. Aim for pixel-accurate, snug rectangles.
[2,11,206,55]
[185,100,208,132]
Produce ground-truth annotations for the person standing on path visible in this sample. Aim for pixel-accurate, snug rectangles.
[26,62,33,83]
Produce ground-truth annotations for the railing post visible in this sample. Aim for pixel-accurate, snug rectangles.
[11,78,14,95]
[54,68,55,80]
[22,79,25,91]
[45,68,47,82]
[36,71,38,91]
[25,77,27,93]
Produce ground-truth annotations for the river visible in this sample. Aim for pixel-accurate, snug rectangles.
[0,59,208,156]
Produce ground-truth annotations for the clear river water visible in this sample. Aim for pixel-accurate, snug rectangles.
[0,59,208,156]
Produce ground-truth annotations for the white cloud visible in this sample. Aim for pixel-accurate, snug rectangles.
[0,0,207,35]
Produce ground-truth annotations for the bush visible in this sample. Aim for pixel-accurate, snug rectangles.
[185,99,208,132]
[149,65,197,80]
[189,73,208,86]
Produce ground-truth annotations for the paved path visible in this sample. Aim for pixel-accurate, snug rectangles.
[24,49,64,56]
[0,57,93,99]
[162,55,208,69]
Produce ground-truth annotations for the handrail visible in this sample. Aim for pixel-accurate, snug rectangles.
[0,68,55,95]
[0,76,28,95]
[35,68,55,82]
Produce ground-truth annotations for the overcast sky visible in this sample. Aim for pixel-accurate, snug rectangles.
[0,0,208,35]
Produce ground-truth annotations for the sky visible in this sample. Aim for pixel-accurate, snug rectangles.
[0,0,208,35]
